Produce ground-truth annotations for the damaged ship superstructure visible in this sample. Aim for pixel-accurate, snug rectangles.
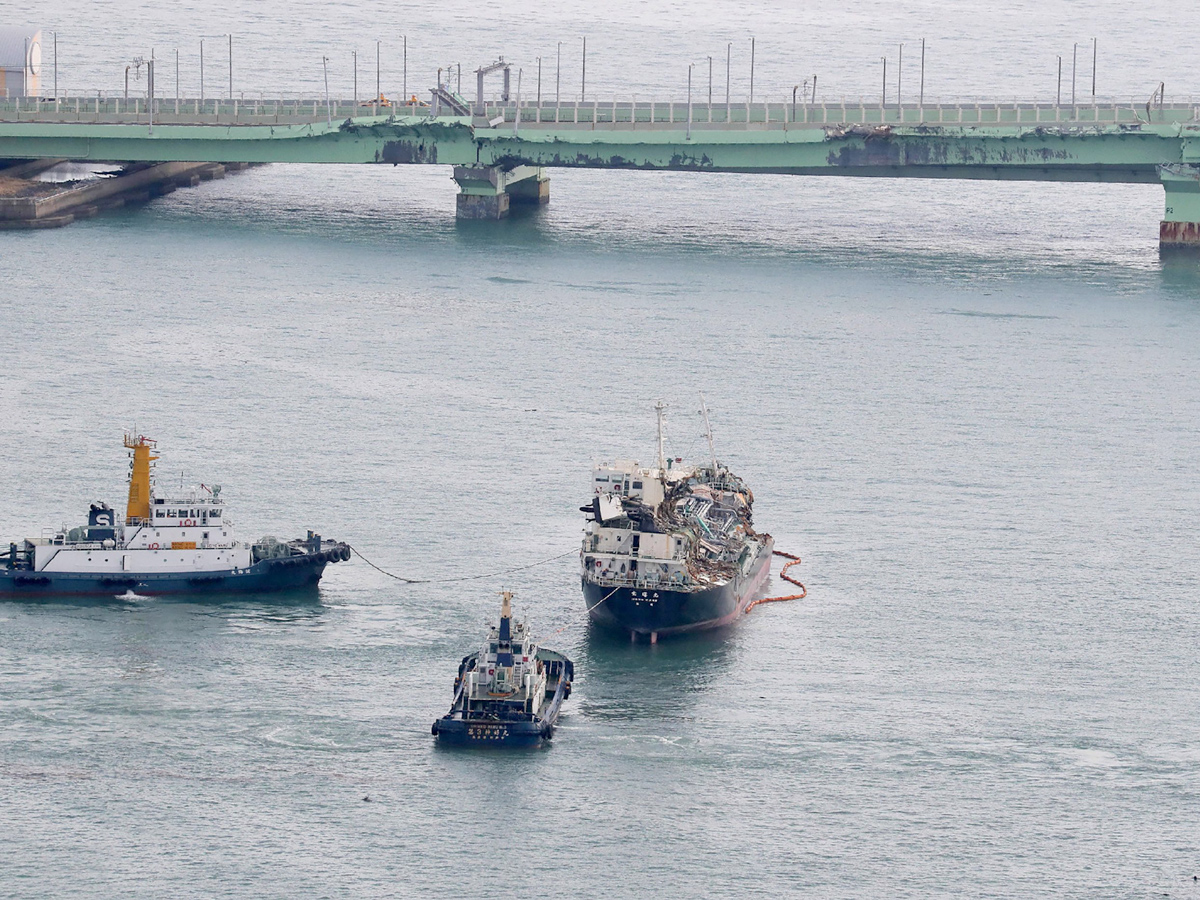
[580,401,774,641]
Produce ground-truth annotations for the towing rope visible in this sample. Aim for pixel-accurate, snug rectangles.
[744,550,807,614]
[349,545,577,585]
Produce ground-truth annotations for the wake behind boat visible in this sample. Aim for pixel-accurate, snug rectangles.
[581,399,774,641]
[0,434,349,597]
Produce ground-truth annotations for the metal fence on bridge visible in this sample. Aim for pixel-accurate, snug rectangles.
[0,96,1196,129]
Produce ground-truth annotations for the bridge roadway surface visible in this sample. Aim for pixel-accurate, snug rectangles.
[3,96,1200,242]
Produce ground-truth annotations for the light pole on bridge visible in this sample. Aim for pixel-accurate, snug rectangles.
[556,41,561,107]
[725,43,730,120]
[707,56,712,108]
[1071,42,1077,107]
[919,38,925,108]
[536,57,541,108]
[322,55,331,125]
[686,62,693,140]
[227,34,232,101]
[749,36,754,105]
[199,40,204,103]
[581,36,586,103]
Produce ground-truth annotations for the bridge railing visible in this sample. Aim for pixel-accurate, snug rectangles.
[0,96,431,126]
[0,96,1196,129]
[486,99,1200,128]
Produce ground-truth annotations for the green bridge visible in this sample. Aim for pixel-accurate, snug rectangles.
[2,94,1199,244]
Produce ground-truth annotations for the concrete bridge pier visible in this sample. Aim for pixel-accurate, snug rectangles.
[452,164,548,220]
[1159,165,1200,248]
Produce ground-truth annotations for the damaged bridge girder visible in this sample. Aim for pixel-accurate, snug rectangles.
[0,114,1195,239]
[0,116,1187,179]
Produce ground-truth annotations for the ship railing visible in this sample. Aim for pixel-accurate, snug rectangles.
[588,573,690,589]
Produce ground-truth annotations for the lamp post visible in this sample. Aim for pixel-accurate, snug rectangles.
[536,56,541,108]
[881,57,887,109]
[403,35,407,101]
[1091,37,1096,100]
[897,43,903,117]
[200,39,204,102]
[1071,42,1077,106]
[725,42,731,120]
[52,31,57,98]
[1056,55,1061,105]
[707,55,712,106]
[581,36,586,102]
[227,34,232,101]
[919,38,925,108]
[686,62,693,140]
[556,41,561,106]
[323,55,331,125]
[353,49,357,105]
[749,36,755,104]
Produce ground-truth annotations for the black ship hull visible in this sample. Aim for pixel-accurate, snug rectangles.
[583,538,774,636]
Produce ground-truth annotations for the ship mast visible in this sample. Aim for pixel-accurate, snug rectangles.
[123,433,159,525]
[699,393,717,472]
[499,590,513,642]
[655,400,667,474]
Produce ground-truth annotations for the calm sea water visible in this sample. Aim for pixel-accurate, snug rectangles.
[4,2,1200,897]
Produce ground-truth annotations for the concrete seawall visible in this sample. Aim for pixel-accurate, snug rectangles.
[0,161,252,229]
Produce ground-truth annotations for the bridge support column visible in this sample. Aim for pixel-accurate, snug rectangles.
[507,168,550,206]
[452,164,548,220]
[1159,165,1200,248]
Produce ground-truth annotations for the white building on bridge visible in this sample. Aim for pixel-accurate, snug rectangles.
[1,26,41,98]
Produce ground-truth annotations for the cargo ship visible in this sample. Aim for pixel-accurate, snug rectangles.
[580,400,774,641]
[432,591,574,747]
[0,434,349,597]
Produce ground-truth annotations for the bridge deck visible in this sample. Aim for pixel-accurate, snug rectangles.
[3,95,1199,240]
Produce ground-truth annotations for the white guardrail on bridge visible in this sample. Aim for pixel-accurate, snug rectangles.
[0,95,1197,129]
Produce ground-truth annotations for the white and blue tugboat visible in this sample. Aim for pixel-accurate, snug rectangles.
[0,434,350,597]
[432,591,574,747]
[581,399,775,642]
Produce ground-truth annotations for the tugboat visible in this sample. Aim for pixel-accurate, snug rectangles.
[580,399,774,641]
[0,434,350,597]
[432,591,574,747]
